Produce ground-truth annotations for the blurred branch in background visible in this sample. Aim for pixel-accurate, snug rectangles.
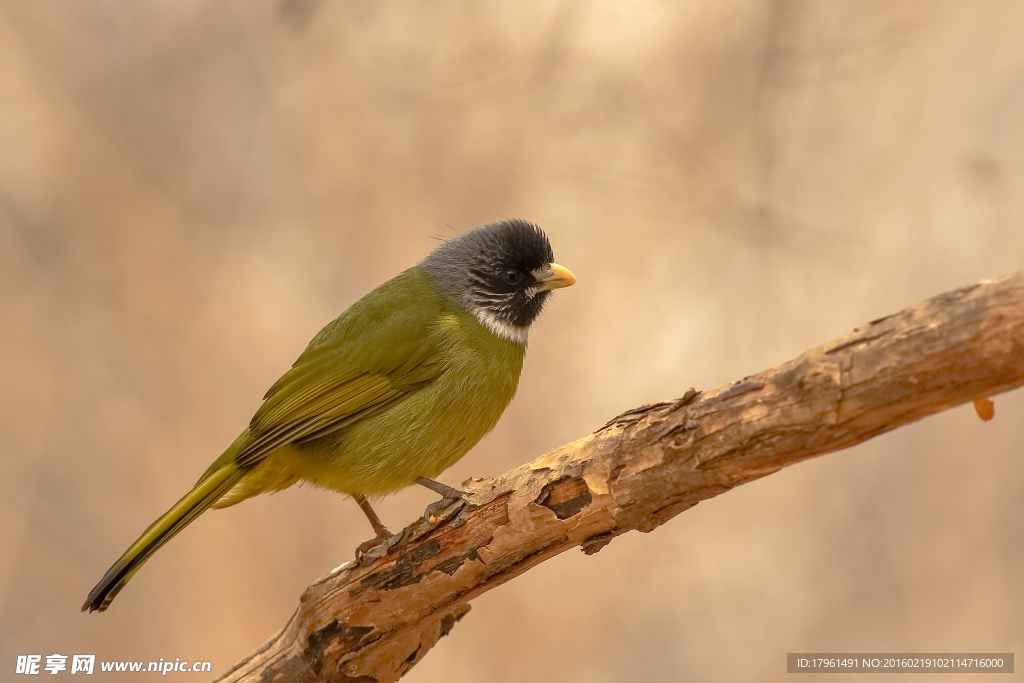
[217,272,1024,683]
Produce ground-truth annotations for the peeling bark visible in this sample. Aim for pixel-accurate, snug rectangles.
[217,273,1024,683]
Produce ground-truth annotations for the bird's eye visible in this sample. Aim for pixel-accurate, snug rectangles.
[503,270,521,285]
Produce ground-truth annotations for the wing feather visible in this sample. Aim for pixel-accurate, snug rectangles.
[234,268,451,469]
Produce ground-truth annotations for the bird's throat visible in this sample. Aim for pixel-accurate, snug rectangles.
[471,307,529,346]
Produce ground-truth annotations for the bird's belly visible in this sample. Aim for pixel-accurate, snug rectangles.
[284,358,520,496]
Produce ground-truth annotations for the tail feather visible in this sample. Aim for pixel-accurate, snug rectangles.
[82,462,245,613]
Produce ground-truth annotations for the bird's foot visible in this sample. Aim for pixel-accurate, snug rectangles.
[355,529,393,564]
[416,476,467,524]
[353,493,393,563]
[423,496,465,525]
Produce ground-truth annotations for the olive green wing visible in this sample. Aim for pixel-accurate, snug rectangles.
[234,269,450,469]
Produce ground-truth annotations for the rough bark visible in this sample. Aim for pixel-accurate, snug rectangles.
[217,272,1024,683]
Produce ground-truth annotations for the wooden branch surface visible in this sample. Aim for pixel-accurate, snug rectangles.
[218,272,1024,683]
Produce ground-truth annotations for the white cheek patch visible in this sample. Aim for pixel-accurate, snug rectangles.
[472,308,530,346]
[523,284,544,300]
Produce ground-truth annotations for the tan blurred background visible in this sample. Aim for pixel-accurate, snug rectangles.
[0,1,1021,681]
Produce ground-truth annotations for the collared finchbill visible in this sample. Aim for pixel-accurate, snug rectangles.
[534,263,577,291]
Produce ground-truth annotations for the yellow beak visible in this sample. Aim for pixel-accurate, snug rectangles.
[534,263,577,291]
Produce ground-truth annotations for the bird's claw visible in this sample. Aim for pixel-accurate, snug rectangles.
[354,531,392,564]
[423,495,464,524]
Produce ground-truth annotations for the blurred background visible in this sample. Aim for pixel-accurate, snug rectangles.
[0,1,1021,681]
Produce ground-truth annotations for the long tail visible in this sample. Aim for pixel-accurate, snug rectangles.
[82,460,246,613]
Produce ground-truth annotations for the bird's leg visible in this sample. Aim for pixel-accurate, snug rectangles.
[353,494,391,547]
[415,476,464,501]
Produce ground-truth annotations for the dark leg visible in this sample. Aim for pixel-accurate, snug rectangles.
[354,494,391,541]
[415,476,464,500]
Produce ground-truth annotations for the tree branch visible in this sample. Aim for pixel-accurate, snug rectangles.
[218,272,1024,683]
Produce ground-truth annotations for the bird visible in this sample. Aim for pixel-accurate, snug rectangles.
[82,219,575,613]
